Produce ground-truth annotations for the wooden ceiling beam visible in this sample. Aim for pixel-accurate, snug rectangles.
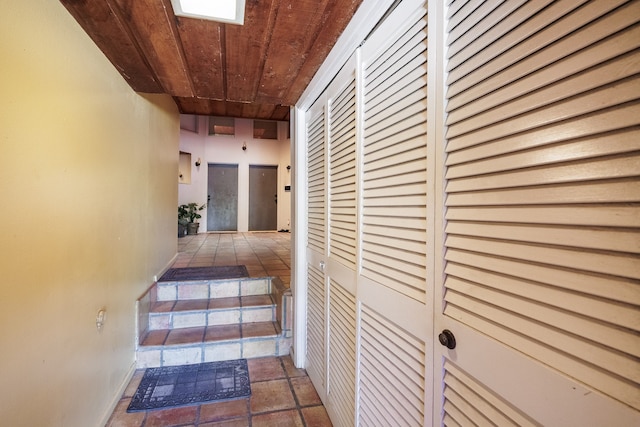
[225,0,279,103]
[176,18,225,100]
[112,0,194,97]
[271,105,291,121]
[256,0,331,104]
[283,0,363,105]
[173,98,289,121]
[60,0,162,93]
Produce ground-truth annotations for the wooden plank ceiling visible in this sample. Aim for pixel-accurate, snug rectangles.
[60,0,365,121]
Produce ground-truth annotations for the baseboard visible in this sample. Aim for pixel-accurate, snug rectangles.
[99,361,136,427]
[157,253,178,281]
[289,346,305,369]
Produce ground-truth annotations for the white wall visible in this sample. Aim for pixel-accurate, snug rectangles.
[179,116,292,232]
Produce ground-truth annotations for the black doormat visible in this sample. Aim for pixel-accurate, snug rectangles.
[127,359,251,412]
[159,265,249,282]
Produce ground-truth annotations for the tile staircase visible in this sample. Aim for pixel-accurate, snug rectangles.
[135,275,292,368]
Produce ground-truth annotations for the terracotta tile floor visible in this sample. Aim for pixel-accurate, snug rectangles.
[172,232,291,287]
[106,355,332,427]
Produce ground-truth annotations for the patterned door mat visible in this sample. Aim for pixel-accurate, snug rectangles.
[158,265,249,282]
[127,359,251,412]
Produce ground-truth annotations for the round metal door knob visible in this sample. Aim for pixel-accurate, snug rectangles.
[438,329,456,349]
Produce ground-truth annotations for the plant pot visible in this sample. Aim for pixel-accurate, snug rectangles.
[186,222,199,235]
[178,223,187,238]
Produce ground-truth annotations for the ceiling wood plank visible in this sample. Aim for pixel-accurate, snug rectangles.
[208,100,230,117]
[60,0,162,93]
[174,97,208,115]
[174,98,289,121]
[225,0,280,103]
[282,0,364,105]
[242,103,262,119]
[113,0,194,97]
[176,18,226,100]
[271,105,291,121]
[256,0,332,104]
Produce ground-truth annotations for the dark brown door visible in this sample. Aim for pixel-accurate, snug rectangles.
[207,164,238,231]
[249,165,278,231]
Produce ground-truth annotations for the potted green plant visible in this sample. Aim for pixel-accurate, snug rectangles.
[178,203,206,235]
[177,206,189,238]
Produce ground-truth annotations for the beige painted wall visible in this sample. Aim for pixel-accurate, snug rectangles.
[0,1,179,425]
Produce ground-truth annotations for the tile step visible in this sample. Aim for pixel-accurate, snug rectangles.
[148,295,276,330]
[156,277,271,301]
[136,322,291,368]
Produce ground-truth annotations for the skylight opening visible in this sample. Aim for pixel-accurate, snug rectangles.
[171,0,245,25]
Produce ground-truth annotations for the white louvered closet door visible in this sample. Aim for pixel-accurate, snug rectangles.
[304,55,360,424]
[325,54,358,427]
[358,1,432,426]
[305,94,327,395]
[436,1,640,426]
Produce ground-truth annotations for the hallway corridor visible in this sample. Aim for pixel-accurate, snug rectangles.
[106,232,332,426]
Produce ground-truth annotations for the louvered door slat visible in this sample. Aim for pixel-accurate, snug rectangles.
[447,129,640,178]
[361,268,424,303]
[364,130,426,165]
[446,222,640,253]
[444,362,538,427]
[364,182,427,199]
[447,180,640,206]
[447,104,640,165]
[447,77,640,149]
[445,262,640,332]
[447,0,503,51]
[363,224,429,247]
[362,247,426,279]
[360,355,423,425]
[445,249,640,305]
[455,31,640,124]
[362,205,426,219]
[449,50,640,131]
[307,106,326,253]
[365,98,428,139]
[327,280,356,427]
[446,204,640,227]
[306,265,325,389]
[359,304,425,427]
[448,0,585,77]
[364,115,427,149]
[363,212,426,229]
[443,387,495,427]
[447,0,633,98]
[329,72,357,270]
[446,0,484,35]
[359,349,424,409]
[365,154,426,181]
[447,235,639,279]
[447,0,538,62]
[445,275,639,358]
[360,383,398,427]
[366,68,428,119]
[332,163,357,181]
[364,18,426,97]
